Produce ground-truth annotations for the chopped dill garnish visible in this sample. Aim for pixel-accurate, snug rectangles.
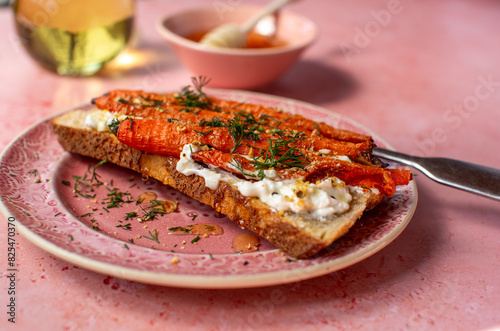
[72,160,107,199]
[124,212,137,220]
[143,229,159,243]
[117,97,169,112]
[28,169,39,176]
[116,223,132,230]
[191,236,200,244]
[116,98,135,105]
[107,118,121,135]
[229,159,266,180]
[251,136,310,170]
[199,116,226,127]
[226,116,262,153]
[91,158,107,184]
[194,129,213,137]
[138,200,168,221]
[168,226,192,233]
[139,96,169,111]
[103,187,133,208]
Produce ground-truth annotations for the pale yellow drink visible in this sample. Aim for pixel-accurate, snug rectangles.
[14,0,134,76]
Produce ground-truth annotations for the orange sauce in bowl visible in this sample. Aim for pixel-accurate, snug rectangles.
[185,30,287,49]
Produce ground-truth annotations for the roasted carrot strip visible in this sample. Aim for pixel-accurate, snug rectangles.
[191,148,410,196]
[191,150,257,176]
[209,98,372,143]
[303,157,412,196]
[116,119,232,157]
[93,90,179,113]
[115,118,370,159]
[94,90,372,143]
[97,86,412,196]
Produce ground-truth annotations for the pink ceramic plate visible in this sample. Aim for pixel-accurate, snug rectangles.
[0,90,417,289]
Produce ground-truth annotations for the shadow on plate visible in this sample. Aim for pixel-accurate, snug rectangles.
[259,59,358,105]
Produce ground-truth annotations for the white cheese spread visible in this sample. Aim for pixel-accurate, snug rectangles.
[176,144,353,220]
[85,109,130,132]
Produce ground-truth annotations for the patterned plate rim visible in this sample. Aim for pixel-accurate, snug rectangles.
[0,90,418,289]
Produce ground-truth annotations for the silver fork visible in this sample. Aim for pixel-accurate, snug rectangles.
[373,147,500,201]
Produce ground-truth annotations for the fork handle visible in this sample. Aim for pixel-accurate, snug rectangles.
[373,147,500,201]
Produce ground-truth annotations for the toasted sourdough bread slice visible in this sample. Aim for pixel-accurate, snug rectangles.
[52,110,384,259]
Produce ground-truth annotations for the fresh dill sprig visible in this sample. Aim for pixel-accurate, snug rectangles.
[175,76,221,112]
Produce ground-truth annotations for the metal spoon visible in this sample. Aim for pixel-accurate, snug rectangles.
[200,0,294,48]
[373,147,500,201]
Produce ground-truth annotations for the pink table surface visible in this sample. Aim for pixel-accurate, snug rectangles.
[1,0,500,330]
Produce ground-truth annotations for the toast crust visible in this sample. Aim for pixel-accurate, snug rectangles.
[52,110,384,258]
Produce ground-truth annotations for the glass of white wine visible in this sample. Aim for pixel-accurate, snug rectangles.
[13,0,134,76]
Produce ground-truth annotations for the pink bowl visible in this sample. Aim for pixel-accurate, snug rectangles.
[156,5,318,89]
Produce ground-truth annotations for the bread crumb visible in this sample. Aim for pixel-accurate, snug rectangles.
[171,257,179,264]
[135,234,142,239]
[34,178,41,183]
[278,210,285,216]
